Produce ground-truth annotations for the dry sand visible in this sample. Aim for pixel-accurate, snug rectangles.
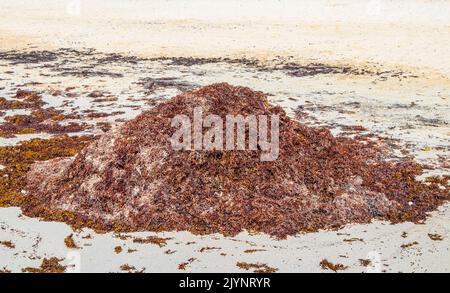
[1,0,450,77]
[0,0,449,272]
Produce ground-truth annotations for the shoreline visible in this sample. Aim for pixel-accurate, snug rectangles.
[1,1,450,78]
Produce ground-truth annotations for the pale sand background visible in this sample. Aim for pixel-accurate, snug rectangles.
[0,0,449,273]
[1,0,450,77]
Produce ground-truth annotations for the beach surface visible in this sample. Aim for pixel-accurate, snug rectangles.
[0,0,449,273]
[1,0,450,77]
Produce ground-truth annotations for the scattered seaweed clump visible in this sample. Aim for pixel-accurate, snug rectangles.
[320,259,348,272]
[0,50,58,65]
[236,262,278,273]
[22,257,66,273]
[0,107,85,138]
[428,234,443,241]
[178,258,196,270]
[64,234,79,249]
[0,90,45,111]
[119,264,145,273]
[132,236,171,247]
[120,264,135,272]
[17,83,450,238]
[0,240,15,249]
[343,238,364,243]
[244,249,266,253]
[0,135,96,208]
[199,246,221,253]
[400,241,419,249]
[114,246,123,254]
[359,259,371,267]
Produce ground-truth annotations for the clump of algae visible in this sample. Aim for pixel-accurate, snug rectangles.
[0,135,95,208]
[22,257,66,273]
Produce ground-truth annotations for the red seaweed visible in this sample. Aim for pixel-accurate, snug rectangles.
[22,83,449,238]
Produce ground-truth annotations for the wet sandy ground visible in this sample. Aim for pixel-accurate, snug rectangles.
[0,0,449,273]
[1,205,449,273]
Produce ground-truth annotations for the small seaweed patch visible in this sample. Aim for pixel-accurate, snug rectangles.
[132,236,171,247]
[120,264,145,273]
[343,238,364,243]
[199,246,221,253]
[114,246,123,254]
[114,234,132,241]
[0,240,15,249]
[178,258,196,271]
[0,135,95,208]
[1,107,85,138]
[0,90,45,111]
[22,257,66,273]
[400,241,419,249]
[236,262,278,273]
[0,50,58,65]
[243,249,266,253]
[320,259,348,272]
[120,264,134,272]
[428,234,444,241]
[64,234,79,249]
[359,259,371,267]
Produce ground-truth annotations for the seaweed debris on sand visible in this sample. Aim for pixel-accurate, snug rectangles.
[23,83,449,238]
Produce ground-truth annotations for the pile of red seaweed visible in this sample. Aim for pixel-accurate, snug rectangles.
[23,83,449,238]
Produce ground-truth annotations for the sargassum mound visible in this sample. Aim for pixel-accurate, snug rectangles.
[24,83,449,238]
